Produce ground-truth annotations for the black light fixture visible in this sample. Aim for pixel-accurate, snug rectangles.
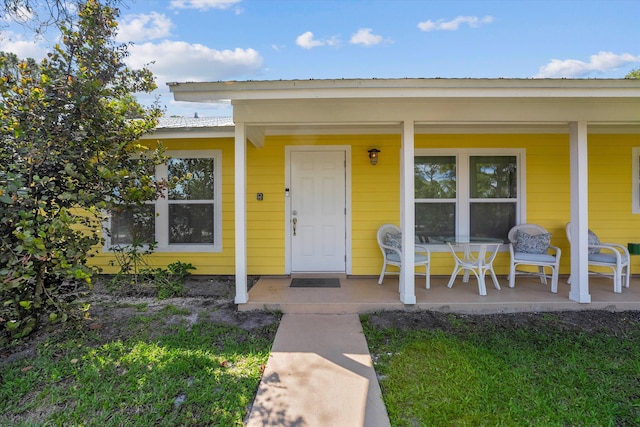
[368,148,380,165]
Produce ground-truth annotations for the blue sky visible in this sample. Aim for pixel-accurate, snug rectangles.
[1,0,639,117]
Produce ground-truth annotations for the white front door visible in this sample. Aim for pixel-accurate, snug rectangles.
[290,150,346,272]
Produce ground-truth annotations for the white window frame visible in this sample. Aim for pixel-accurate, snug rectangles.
[415,148,526,252]
[105,149,222,252]
[633,147,640,214]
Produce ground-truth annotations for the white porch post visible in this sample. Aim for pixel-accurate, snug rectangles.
[569,121,591,303]
[400,120,417,304]
[234,122,248,304]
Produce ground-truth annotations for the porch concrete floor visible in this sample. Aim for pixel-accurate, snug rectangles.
[239,274,640,314]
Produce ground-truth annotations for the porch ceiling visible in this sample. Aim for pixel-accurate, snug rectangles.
[232,97,640,124]
[237,97,640,146]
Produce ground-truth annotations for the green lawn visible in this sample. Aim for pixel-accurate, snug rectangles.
[362,311,640,427]
[0,305,278,426]
[4,305,640,427]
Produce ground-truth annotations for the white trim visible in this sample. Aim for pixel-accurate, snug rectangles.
[284,145,352,275]
[569,122,591,303]
[170,78,640,101]
[400,121,417,305]
[415,148,525,253]
[234,123,248,304]
[633,147,640,214]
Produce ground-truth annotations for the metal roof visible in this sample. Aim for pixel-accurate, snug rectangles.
[157,116,234,129]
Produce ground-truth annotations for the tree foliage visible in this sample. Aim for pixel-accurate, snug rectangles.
[0,0,165,343]
[626,68,640,79]
[1,0,122,35]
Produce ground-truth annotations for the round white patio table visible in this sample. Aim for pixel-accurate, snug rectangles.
[434,236,504,296]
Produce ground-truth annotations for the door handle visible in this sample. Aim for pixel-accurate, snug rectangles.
[292,217,297,236]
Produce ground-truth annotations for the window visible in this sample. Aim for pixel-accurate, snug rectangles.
[166,157,216,245]
[110,204,155,245]
[415,149,523,243]
[108,150,222,252]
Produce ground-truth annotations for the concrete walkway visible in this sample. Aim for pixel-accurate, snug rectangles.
[245,313,391,427]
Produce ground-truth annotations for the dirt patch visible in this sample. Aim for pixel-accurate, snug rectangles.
[366,309,640,337]
[3,275,640,362]
[1,275,278,364]
[86,275,280,341]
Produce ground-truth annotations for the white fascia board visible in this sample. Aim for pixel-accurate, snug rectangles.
[168,78,640,102]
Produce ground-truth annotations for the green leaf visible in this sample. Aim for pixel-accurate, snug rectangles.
[6,320,19,330]
[64,163,77,176]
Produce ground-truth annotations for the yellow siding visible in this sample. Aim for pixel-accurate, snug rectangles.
[350,135,400,274]
[92,132,640,278]
[246,138,285,274]
[588,135,640,275]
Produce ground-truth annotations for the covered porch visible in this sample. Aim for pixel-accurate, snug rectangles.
[168,78,640,308]
[240,274,640,314]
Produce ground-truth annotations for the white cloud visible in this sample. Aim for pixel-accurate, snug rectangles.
[296,31,324,49]
[295,31,340,49]
[170,0,241,11]
[126,40,263,115]
[0,31,48,60]
[534,51,640,78]
[116,12,173,43]
[418,15,494,32]
[128,40,263,86]
[325,36,340,47]
[350,28,383,47]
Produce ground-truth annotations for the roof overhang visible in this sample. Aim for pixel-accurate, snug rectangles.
[168,78,640,101]
[168,78,640,146]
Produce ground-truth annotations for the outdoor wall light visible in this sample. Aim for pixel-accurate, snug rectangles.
[368,148,380,165]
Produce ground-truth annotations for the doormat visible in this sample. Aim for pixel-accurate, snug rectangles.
[290,278,341,288]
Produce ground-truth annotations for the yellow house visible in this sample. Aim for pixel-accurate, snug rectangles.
[95,78,640,307]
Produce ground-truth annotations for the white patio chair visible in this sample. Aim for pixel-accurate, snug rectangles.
[377,224,430,290]
[508,224,561,293]
[565,223,630,293]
